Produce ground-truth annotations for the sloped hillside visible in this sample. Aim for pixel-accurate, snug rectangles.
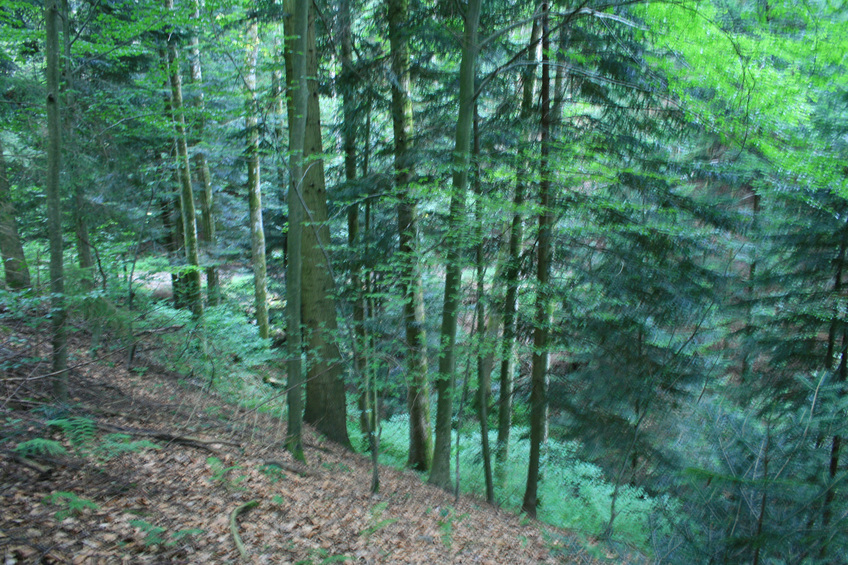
[0,314,602,564]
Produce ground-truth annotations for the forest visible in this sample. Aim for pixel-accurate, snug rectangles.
[1,0,847,562]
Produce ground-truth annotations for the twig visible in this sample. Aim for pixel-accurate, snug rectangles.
[229,500,258,561]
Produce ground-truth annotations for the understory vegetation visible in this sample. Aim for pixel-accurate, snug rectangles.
[2,0,847,562]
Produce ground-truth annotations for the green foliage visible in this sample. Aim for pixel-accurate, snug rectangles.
[13,438,67,458]
[95,434,160,461]
[43,492,99,520]
[436,506,467,548]
[259,463,286,483]
[360,501,398,538]
[47,417,97,447]
[130,519,204,548]
[130,519,166,547]
[206,456,246,491]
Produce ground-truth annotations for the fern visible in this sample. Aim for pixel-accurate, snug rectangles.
[47,417,96,447]
[95,434,160,460]
[130,519,166,546]
[43,492,99,520]
[14,438,67,457]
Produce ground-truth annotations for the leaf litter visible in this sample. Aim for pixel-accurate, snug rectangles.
[1,317,601,563]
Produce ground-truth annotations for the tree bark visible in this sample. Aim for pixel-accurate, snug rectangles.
[165,0,202,318]
[301,7,351,448]
[522,3,551,518]
[0,136,30,290]
[496,12,541,487]
[58,0,95,292]
[45,0,68,400]
[284,0,308,461]
[473,108,494,505]
[387,0,432,471]
[189,0,219,306]
[429,0,482,489]
[244,20,269,339]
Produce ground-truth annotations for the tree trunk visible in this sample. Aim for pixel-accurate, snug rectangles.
[473,108,494,505]
[522,3,551,518]
[338,0,371,443]
[496,13,541,487]
[60,0,94,292]
[189,0,219,306]
[244,20,270,339]
[387,0,432,471]
[300,7,351,448]
[165,0,202,318]
[429,0,482,490]
[284,0,308,461]
[0,136,30,290]
[45,0,68,400]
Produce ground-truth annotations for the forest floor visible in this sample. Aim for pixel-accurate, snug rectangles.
[0,312,606,564]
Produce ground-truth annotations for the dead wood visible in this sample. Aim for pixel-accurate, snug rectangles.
[229,500,258,561]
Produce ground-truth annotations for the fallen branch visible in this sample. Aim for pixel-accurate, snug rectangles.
[97,423,238,453]
[6,452,53,477]
[229,500,258,561]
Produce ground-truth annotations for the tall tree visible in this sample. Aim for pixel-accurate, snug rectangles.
[0,136,30,290]
[164,0,202,318]
[61,0,94,291]
[496,11,540,486]
[521,1,550,518]
[284,0,308,461]
[244,19,270,339]
[188,0,219,305]
[300,6,351,447]
[45,0,68,400]
[429,0,483,489]
[387,0,432,471]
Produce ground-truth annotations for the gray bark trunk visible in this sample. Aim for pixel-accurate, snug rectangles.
[165,0,202,318]
[496,12,541,488]
[285,0,308,461]
[189,0,219,306]
[388,0,432,471]
[301,8,351,448]
[429,0,482,490]
[522,3,551,518]
[244,21,270,339]
[45,0,68,400]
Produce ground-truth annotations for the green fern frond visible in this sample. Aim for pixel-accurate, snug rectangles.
[47,417,96,447]
[95,434,160,460]
[14,438,67,457]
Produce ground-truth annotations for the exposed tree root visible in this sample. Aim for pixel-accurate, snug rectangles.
[229,500,258,561]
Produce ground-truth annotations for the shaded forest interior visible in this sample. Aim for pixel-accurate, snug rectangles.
[1,0,846,562]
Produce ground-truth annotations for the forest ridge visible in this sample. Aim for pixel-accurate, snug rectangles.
[1,0,846,562]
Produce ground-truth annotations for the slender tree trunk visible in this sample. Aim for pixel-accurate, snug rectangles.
[45,0,68,400]
[338,0,371,443]
[189,0,219,306]
[244,20,270,339]
[284,0,308,461]
[473,108,494,505]
[0,137,30,290]
[299,8,351,448]
[387,0,432,471]
[429,0,482,490]
[496,12,541,487]
[60,0,93,292]
[165,0,202,318]
[522,3,551,518]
